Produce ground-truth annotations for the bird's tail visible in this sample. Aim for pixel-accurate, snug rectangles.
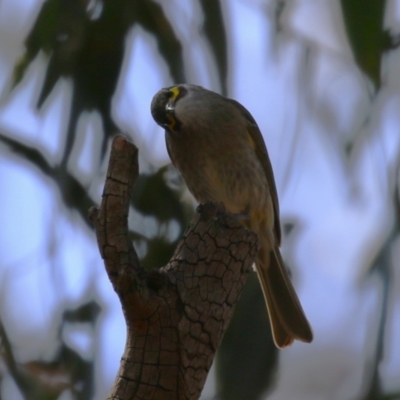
[255,244,313,348]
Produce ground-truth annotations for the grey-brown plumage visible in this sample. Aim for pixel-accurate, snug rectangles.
[151,84,313,348]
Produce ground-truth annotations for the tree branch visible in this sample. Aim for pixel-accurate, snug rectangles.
[0,131,95,227]
[89,135,258,400]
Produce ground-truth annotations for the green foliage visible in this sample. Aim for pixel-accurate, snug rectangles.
[131,167,194,269]
[340,0,387,89]
[216,274,278,400]
[11,0,186,163]
[199,0,228,95]
[0,302,99,400]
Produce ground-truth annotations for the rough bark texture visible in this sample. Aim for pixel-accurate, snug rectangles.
[89,135,258,400]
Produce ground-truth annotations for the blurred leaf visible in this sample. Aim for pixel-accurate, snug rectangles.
[365,394,400,400]
[11,0,186,166]
[63,301,101,324]
[141,236,177,270]
[216,273,278,400]
[1,319,91,400]
[44,0,125,163]
[199,0,228,94]
[11,0,61,88]
[12,53,34,89]
[132,166,193,269]
[21,360,73,399]
[131,0,186,83]
[23,343,94,400]
[394,160,400,228]
[36,0,89,108]
[132,166,186,223]
[0,289,102,399]
[363,230,397,400]
[340,0,386,89]
[0,133,93,223]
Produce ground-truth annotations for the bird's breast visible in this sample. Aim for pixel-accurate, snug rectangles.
[166,129,273,223]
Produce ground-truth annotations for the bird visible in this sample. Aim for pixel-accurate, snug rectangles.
[150,84,313,348]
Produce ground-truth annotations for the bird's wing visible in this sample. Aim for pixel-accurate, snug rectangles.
[228,99,282,245]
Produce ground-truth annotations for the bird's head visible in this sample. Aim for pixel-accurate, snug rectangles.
[150,84,190,132]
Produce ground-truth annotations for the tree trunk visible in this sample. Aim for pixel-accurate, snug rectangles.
[89,135,258,400]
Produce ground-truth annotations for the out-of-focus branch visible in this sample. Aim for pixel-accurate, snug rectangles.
[0,132,94,225]
[89,135,258,400]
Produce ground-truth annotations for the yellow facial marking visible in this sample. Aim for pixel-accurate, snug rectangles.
[169,86,180,100]
[165,86,180,130]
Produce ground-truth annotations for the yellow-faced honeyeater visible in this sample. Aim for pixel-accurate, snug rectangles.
[151,84,313,348]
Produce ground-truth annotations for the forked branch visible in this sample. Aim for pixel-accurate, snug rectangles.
[89,135,258,400]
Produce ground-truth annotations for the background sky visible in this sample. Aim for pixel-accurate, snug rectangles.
[0,1,399,399]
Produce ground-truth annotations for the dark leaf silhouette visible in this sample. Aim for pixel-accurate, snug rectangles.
[132,166,188,223]
[131,166,193,268]
[0,132,93,224]
[63,301,101,323]
[0,300,100,400]
[217,274,278,400]
[199,0,228,95]
[340,0,386,90]
[11,0,186,166]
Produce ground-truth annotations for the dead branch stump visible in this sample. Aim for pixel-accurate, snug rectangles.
[89,135,258,400]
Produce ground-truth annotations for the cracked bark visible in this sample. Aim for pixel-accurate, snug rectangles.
[89,135,258,400]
